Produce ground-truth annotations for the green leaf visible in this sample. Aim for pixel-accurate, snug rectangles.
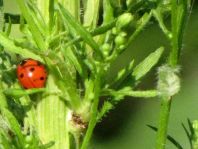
[16,0,46,50]
[181,122,192,149]
[26,1,47,36]
[188,119,194,137]
[132,47,164,81]
[0,108,25,147]
[0,133,11,149]
[5,17,12,36]
[61,46,87,78]
[102,87,158,101]
[0,32,43,62]
[0,82,8,108]
[97,101,113,121]
[84,0,100,29]
[0,0,4,31]
[147,125,183,149]
[64,20,116,49]
[3,88,45,98]
[57,4,103,58]
[110,59,134,88]
[39,141,55,149]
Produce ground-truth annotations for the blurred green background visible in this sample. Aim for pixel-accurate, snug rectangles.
[4,1,198,149]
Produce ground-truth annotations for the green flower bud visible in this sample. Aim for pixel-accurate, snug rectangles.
[25,135,33,143]
[101,43,111,57]
[116,13,134,29]
[112,27,118,35]
[115,35,126,46]
[119,31,127,37]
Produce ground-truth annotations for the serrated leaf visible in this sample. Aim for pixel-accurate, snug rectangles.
[0,32,43,62]
[97,101,113,121]
[132,47,164,81]
[102,87,158,101]
[147,125,183,149]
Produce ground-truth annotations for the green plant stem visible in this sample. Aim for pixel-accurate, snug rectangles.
[81,75,101,149]
[37,75,69,149]
[156,0,188,148]
[152,9,172,40]
[125,12,152,48]
[156,97,172,149]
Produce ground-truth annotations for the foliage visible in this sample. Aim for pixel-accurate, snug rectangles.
[0,0,193,149]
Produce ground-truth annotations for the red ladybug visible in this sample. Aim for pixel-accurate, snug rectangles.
[17,59,47,89]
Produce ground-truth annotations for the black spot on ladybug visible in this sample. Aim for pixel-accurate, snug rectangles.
[24,87,27,89]
[29,67,35,72]
[20,73,24,78]
[40,77,45,80]
[37,61,42,66]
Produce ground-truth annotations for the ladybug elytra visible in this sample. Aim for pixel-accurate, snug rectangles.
[17,59,47,89]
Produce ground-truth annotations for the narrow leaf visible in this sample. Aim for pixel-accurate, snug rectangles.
[57,4,103,58]
[147,125,183,149]
[102,87,158,101]
[132,47,164,81]
[97,101,113,121]
[84,0,100,29]
[16,0,46,50]
[3,88,45,98]
[0,0,4,31]
[0,32,43,61]
[187,118,194,138]
[110,59,134,88]
[182,123,193,148]
[1,108,25,147]
[61,46,86,78]
[64,20,116,48]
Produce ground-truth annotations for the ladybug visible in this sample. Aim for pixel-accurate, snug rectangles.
[17,59,47,89]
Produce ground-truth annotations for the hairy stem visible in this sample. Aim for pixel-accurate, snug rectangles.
[81,75,101,149]
[156,0,188,148]
[156,98,172,149]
